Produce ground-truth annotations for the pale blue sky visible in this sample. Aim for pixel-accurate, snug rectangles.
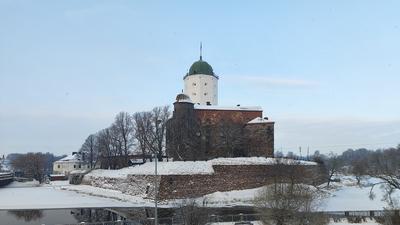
[1,0,399,155]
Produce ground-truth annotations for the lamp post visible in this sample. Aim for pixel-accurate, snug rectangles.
[154,151,158,225]
[154,119,162,225]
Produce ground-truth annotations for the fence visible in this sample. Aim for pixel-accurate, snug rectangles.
[55,210,400,225]
[0,172,13,186]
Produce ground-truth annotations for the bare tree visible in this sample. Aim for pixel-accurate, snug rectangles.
[11,153,47,183]
[79,134,98,168]
[133,106,170,161]
[174,199,208,225]
[112,112,135,164]
[352,159,367,185]
[132,111,154,162]
[366,147,400,207]
[254,160,327,225]
[324,152,342,187]
[148,106,171,161]
[97,128,121,169]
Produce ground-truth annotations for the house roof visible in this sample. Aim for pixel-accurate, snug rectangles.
[56,154,82,163]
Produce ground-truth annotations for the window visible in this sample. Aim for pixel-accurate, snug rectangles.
[192,82,196,86]
[204,92,207,96]
[57,165,60,169]
[79,165,81,169]
[204,82,207,86]
[193,93,196,96]
[73,165,76,168]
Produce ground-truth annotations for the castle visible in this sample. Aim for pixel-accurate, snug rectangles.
[81,52,327,200]
[166,54,274,161]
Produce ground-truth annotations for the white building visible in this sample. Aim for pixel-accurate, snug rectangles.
[183,54,219,105]
[53,153,90,175]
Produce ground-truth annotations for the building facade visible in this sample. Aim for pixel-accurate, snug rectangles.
[166,56,274,161]
[53,152,90,175]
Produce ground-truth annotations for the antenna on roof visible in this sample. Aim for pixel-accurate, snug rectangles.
[200,42,203,60]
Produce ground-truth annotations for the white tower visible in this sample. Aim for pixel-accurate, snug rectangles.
[183,45,219,105]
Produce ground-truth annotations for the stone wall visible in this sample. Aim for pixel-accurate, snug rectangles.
[82,174,160,198]
[158,163,327,200]
[82,163,327,201]
[195,109,262,125]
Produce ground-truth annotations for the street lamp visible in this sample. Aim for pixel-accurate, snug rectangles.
[154,151,158,225]
[154,119,162,225]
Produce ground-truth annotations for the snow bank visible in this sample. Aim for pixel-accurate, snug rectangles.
[210,157,317,166]
[86,157,317,179]
[87,161,214,179]
[86,157,317,180]
[0,182,134,210]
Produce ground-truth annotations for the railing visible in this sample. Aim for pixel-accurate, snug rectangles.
[0,172,13,181]
[61,221,141,225]
[208,213,261,223]
[0,172,13,186]
[49,210,400,225]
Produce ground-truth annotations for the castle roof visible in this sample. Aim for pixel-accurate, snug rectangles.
[194,105,262,112]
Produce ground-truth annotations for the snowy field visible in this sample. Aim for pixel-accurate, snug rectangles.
[0,175,397,211]
[0,181,136,210]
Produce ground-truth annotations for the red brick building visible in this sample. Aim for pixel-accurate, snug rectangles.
[166,94,274,161]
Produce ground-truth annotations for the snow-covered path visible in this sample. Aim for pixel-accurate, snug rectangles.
[0,181,136,210]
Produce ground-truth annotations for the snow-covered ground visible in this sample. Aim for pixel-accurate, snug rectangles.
[0,181,136,210]
[322,176,399,211]
[0,175,397,212]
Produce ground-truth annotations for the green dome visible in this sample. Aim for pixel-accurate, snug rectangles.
[188,59,215,76]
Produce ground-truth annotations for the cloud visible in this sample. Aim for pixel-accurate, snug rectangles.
[226,75,319,88]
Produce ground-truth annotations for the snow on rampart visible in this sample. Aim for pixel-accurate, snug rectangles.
[87,161,214,179]
[82,157,320,200]
[210,157,317,166]
[85,157,317,179]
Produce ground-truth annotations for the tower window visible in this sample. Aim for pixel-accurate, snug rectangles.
[193,93,196,96]
[193,83,196,86]
[204,93,207,96]
[204,82,207,86]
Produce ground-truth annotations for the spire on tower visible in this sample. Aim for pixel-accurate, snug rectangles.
[200,42,203,61]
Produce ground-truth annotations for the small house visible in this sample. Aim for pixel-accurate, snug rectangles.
[53,152,90,175]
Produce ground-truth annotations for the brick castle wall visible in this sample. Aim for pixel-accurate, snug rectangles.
[158,163,327,200]
[195,109,262,125]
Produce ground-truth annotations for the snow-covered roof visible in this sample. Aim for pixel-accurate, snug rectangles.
[247,117,274,124]
[85,157,317,179]
[55,154,82,163]
[194,105,262,111]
